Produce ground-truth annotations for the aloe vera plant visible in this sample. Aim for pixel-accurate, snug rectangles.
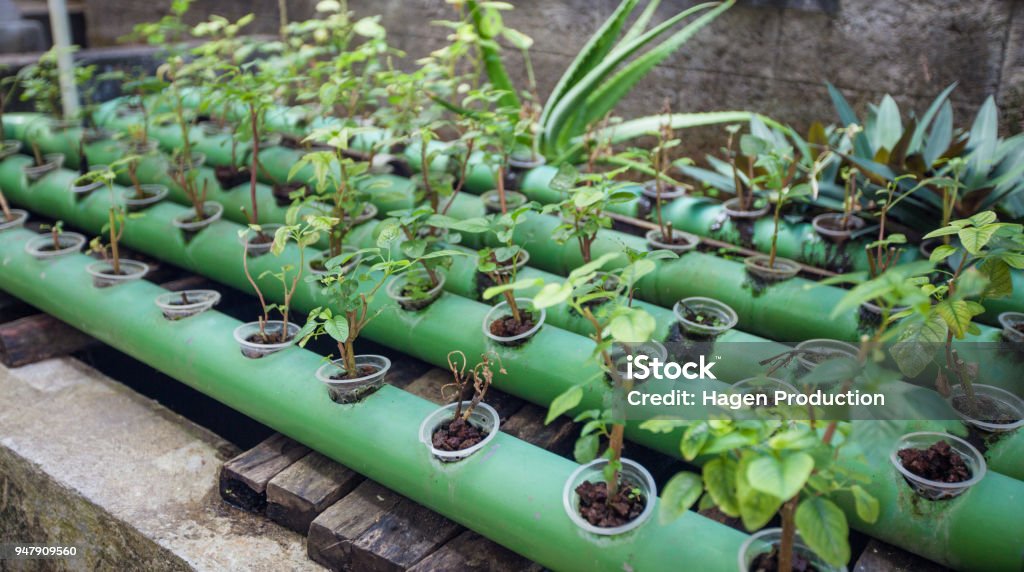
[464,0,749,161]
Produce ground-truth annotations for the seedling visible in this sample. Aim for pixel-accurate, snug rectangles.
[544,163,635,263]
[434,350,505,449]
[518,253,660,521]
[298,224,462,375]
[40,220,65,251]
[80,164,129,275]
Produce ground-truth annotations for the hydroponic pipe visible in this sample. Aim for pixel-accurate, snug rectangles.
[0,232,748,572]
[7,114,1024,391]
[5,158,1024,572]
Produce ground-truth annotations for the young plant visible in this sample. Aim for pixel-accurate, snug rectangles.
[376,207,463,300]
[509,253,659,521]
[740,130,810,268]
[894,212,1024,402]
[0,188,13,222]
[432,350,506,450]
[40,220,65,251]
[239,216,323,344]
[648,102,683,242]
[648,412,877,572]
[82,167,128,275]
[543,163,635,263]
[298,226,463,376]
[290,126,376,259]
[470,203,534,325]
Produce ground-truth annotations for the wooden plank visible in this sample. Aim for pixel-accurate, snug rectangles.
[307,480,403,570]
[0,314,97,367]
[408,530,542,572]
[385,356,434,390]
[853,539,951,572]
[501,403,577,458]
[265,451,364,534]
[219,433,310,513]
[348,497,462,572]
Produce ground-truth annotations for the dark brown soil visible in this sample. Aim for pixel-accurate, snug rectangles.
[273,182,306,207]
[656,233,694,246]
[329,364,376,381]
[214,166,250,189]
[749,545,819,572]
[129,188,159,201]
[431,417,488,451]
[951,394,1020,425]
[489,313,537,338]
[248,231,274,246]
[816,216,857,231]
[1012,323,1024,335]
[246,331,293,345]
[574,479,646,528]
[897,440,971,483]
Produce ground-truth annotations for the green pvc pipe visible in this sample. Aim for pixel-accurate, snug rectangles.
[4,156,1024,570]
[0,230,748,572]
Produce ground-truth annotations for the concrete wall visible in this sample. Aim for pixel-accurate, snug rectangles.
[82,0,1023,154]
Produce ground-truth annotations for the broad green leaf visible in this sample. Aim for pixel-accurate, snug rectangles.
[574,433,599,463]
[979,258,1013,299]
[323,314,349,342]
[850,485,880,523]
[703,457,739,517]
[872,95,903,152]
[767,428,820,451]
[746,452,814,501]
[923,100,953,166]
[795,497,850,568]
[736,453,782,530]
[608,307,656,343]
[890,312,947,377]
[968,210,997,227]
[680,422,709,460]
[545,384,583,424]
[532,282,572,309]
[934,299,982,338]
[958,224,998,254]
[658,472,702,524]
[929,244,957,263]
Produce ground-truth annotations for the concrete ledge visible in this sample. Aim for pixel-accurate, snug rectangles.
[0,357,320,571]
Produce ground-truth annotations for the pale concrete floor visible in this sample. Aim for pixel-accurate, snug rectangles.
[0,356,321,571]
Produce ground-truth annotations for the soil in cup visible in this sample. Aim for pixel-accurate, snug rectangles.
[432,417,488,451]
[574,478,646,528]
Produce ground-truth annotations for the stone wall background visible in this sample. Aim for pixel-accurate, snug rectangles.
[82,0,1024,155]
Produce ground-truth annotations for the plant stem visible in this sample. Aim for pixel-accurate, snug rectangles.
[497,164,507,214]
[248,103,260,225]
[108,208,121,275]
[0,190,11,221]
[778,497,798,572]
[769,199,782,268]
[31,142,43,166]
[277,0,288,40]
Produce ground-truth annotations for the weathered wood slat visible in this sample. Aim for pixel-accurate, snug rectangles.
[307,480,403,570]
[501,403,577,458]
[408,530,543,572]
[0,314,97,367]
[853,539,951,572]
[266,451,365,534]
[348,497,462,572]
[219,433,310,513]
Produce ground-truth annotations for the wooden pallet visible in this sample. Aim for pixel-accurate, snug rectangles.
[218,360,572,570]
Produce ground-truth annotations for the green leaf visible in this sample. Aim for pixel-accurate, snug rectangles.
[850,485,880,524]
[323,314,349,342]
[968,210,997,227]
[736,453,782,531]
[703,457,739,517]
[584,111,755,149]
[746,453,814,501]
[890,312,947,377]
[680,422,710,460]
[795,497,850,568]
[979,258,1013,299]
[658,472,702,524]
[929,244,957,263]
[545,384,583,424]
[923,100,953,166]
[872,95,903,152]
[574,433,599,463]
[934,299,981,338]
[958,225,997,254]
[607,308,656,343]
[532,282,572,309]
